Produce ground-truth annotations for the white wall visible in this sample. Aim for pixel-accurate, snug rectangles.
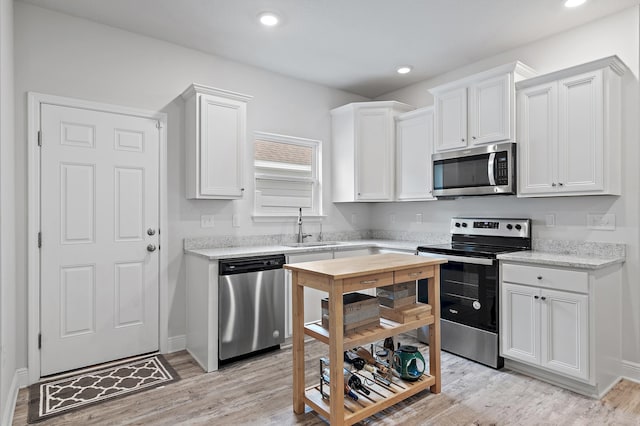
[13,2,370,370]
[375,7,640,364]
[0,0,16,421]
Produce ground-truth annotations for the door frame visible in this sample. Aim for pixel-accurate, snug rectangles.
[27,92,168,384]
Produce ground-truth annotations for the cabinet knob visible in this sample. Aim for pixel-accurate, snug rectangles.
[147,228,156,236]
[147,244,157,252]
[558,182,564,186]
[357,192,361,196]
[551,183,557,187]
[540,296,547,301]
[241,188,245,192]
[537,276,542,280]
[534,295,540,299]
[472,136,477,140]
[461,138,465,142]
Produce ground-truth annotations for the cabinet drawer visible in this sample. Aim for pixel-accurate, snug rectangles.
[395,266,434,283]
[344,272,393,291]
[502,263,588,294]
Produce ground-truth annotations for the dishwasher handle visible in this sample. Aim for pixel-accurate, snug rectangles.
[219,254,286,275]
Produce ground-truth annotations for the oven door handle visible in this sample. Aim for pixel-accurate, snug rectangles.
[418,252,495,266]
[487,152,496,186]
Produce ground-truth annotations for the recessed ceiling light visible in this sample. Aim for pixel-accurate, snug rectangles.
[396,66,413,75]
[564,0,586,8]
[258,12,280,27]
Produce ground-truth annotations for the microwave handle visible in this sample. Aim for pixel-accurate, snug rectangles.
[487,152,496,186]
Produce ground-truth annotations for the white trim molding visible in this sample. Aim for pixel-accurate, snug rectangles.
[27,92,168,384]
[621,360,640,384]
[1,368,26,426]
[167,335,187,353]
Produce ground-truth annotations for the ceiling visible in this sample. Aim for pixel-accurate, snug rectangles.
[18,0,640,98]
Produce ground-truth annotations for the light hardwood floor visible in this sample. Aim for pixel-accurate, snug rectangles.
[12,336,640,425]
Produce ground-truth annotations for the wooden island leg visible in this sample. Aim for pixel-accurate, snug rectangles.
[328,279,345,425]
[292,271,305,414]
[428,266,441,393]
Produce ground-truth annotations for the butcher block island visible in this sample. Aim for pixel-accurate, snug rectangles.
[285,253,447,425]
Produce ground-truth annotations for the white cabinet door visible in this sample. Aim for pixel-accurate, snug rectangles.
[182,84,251,199]
[557,70,604,193]
[517,82,558,195]
[395,108,435,200]
[501,282,540,365]
[434,87,467,151]
[540,288,589,381]
[469,73,511,145]
[285,251,333,336]
[355,107,394,200]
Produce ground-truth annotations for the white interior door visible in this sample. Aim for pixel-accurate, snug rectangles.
[40,103,160,376]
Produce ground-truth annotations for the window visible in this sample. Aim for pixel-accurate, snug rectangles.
[254,131,322,217]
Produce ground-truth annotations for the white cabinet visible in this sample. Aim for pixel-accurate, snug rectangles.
[500,261,622,397]
[517,56,625,197]
[431,62,536,152]
[331,101,414,202]
[502,282,589,381]
[395,107,436,201]
[182,84,252,199]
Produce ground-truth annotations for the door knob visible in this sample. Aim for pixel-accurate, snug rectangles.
[147,228,156,236]
[147,244,157,252]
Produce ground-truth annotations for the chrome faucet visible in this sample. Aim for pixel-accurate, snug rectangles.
[297,208,312,243]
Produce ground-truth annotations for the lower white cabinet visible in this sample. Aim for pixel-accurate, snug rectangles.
[500,261,621,397]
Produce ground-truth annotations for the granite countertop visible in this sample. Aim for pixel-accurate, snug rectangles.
[497,250,625,270]
[184,239,421,260]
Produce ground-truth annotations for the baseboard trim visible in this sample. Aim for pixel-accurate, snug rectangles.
[621,360,640,384]
[167,335,186,353]
[2,368,27,426]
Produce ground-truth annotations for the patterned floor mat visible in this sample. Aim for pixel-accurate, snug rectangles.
[28,355,179,423]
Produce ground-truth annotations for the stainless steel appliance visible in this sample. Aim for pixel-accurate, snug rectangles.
[218,254,286,362]
[432,142,516,198]
[417,218,531,368]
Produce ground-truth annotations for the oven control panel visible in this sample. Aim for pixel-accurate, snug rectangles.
[450,218,530,238]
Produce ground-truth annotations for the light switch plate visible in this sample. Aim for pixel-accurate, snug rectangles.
[200,214,215,228]
[390,214,396,224]
[545,214,555,227]
[232,214,240,228]
[416,213,423,224]
[587,213,615,230]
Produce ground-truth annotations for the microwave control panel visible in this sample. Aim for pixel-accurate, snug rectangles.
[495,153,509,185]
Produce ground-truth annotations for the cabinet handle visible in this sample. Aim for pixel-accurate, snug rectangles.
[357,192,361,196]
[559,182,564,186]
[360,279,379,284]
[537,276,542,280]
[408,272,422,277]
[534,295,539,299]
[541,296,547,301]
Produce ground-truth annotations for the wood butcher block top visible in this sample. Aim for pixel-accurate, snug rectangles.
[284,253,447,280]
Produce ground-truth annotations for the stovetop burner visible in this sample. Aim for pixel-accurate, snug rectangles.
[417,217,532,259]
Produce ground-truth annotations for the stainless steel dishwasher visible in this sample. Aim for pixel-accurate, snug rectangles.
[218,254,286,362]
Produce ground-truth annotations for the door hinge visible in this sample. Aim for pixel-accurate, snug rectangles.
[38,333,42,349]
[38,232,42,248]
[37,130,42,147]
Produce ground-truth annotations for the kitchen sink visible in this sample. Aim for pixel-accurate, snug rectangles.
[284,241,346,248]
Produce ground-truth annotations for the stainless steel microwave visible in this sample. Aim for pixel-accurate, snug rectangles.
[432,142,516,198]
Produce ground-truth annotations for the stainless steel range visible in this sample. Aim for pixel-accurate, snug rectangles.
[416,218,531,368]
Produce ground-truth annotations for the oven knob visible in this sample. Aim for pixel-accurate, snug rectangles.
[506,224,513,230]
[461,223,468,228]
[515,224,522,231]
[455,222,461,228]
[472,301,481,310]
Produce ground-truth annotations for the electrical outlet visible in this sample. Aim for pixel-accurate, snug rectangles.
[416,213,423,224]
[587,213,615,230]
[545,214,555,227]
[200,214,215,228]
[390,214,396,224]
[232,214,240,228]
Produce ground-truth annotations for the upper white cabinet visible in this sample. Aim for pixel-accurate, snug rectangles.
[430,62,536,152]
[517,56,626,197]
[182,84,252,199]
[331,101,414,202]
[395,107,436,201]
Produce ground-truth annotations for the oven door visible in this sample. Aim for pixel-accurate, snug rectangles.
[417,253,498,333]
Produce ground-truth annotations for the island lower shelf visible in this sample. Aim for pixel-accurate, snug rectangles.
[304,314,434,349]
[305,371,436,425]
